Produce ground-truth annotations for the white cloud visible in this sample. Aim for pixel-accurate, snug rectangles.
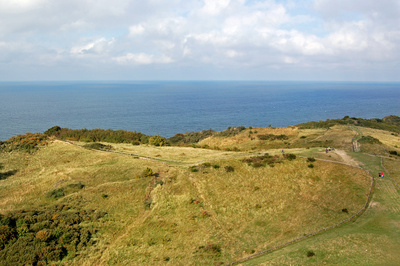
[201,0,231,15]
[113,53,173,65]
[70,38,115,56]
[129,24,145,36]
[0,0,399,80]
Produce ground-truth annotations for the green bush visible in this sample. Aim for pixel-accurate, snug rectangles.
[0,205,102,265]
[83,143,112,150]
[149,135,166,146]
[142,168,154,177]
[257,134,288,141]
[225,166,234,172]
[358,136,382,144]
[46,188,65,199]
[307,157,316,162]
[283,153,296,161]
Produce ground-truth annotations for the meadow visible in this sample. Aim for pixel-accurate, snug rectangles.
[0,116,399,265]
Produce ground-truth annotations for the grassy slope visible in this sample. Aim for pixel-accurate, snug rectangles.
[245,128,400,265]
[0,125,399,265]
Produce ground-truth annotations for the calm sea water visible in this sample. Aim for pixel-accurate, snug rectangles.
[0,81,399,140]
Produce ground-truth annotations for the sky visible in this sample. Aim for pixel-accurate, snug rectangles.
[0,0,399,81]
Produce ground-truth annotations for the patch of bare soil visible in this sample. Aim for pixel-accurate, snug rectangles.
[335,149,359,167]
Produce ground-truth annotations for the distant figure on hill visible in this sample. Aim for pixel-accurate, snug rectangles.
[379,173,381,178]
[382,172,384,178]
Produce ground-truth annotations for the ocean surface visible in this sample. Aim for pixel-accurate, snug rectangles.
[1,81,399,140]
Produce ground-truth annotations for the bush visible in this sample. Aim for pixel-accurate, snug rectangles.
[257,134,289,141]
[283,153,296,161]
[307,250,315,257]
[0,205,101,265]
[212,164,220,169]
[358,136,382,144]
[225,166,234,172]
[142,168,154,177]
[389,151,398,156]
[307,157,316,162]
[242,153,281,167]
[148,135,166,146]
[83,143,112,150]
[0,133,48,153]
[46,188,65,199]
[308,164,314,168]
[190,167,199,172]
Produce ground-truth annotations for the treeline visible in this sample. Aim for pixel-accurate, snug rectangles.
[167,126,246,146]
[297,115,400,133]
[44,126,149,144]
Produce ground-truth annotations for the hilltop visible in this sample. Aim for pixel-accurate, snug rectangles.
[0,116,399,265]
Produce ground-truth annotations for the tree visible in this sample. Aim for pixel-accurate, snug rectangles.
[149,135,166,146]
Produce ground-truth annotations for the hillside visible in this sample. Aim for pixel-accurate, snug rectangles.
[0,116,400,265]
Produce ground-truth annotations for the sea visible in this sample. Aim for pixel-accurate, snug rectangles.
[1,81,399,141]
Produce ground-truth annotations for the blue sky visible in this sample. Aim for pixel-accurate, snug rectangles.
[0,0,399,81]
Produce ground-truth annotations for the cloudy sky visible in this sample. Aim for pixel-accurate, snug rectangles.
[1,0,399,81]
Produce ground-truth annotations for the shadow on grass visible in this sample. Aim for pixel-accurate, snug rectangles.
[0,170,18,180]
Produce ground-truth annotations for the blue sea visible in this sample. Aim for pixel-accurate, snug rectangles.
[0,81,399,140]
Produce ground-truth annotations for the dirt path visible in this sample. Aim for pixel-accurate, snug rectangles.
[335,149,359,167]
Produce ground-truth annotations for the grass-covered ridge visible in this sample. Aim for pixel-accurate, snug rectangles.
[0,115,399,265]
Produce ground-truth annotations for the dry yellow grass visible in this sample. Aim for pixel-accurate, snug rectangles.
[0,135,373,265]
[358,127,400,149]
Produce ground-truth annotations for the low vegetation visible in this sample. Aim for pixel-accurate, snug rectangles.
[0,115,399,265]
[0,133,48,153]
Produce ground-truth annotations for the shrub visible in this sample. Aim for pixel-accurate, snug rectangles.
[44,126,61,136]
[83,143,112,150]
[308,164,314,168]
[190,167,199,172]
[342,208,349,213]
[0,205,101,265]
[307,250,315,257]
[242,154,281,167]
[46,188,65,199]
[358,136,382,144]
[389,150,398,156]
[212,164,220,169]
[144,198,152,209]
[142,168,154,177]
[202,162,211,167]
[283,153,296,161]
[0,133,48,153]
[257,134,288,141]
[225,166,234,172]
[148,135,166,146]
[307,157,316,162]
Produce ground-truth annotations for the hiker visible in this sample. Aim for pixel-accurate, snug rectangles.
[379,173,381,178]
[382,173,384,178]
[326,148,328,153]
[282,149,284,154]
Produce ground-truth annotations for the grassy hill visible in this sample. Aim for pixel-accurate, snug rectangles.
[0,116,399,265]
